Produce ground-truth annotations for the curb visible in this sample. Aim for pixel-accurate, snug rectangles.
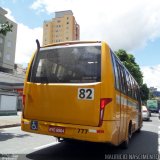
[0,123,21,129]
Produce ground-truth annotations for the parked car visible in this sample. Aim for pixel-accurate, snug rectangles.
[142,105,150,121]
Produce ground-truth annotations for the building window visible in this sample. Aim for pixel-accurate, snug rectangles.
[66,22,69,25]
[7,41,12,48]
[0,37,3,44]
[5,54,11,61]
[0,50,2,58]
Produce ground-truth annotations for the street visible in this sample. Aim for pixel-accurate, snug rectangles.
[0,114,160,160]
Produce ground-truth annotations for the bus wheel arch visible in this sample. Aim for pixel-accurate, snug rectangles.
[120,120,132,149]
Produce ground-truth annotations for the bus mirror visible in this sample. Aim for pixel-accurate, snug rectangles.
[36,39,40,51]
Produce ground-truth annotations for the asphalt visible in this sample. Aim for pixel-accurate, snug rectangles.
[0,112,21,129]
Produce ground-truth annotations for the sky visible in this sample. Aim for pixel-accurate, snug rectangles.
[1,0,160,90]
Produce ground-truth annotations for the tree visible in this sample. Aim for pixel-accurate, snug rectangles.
[140,83,149,102]
[115,49,149,101]
[115,49,143,86]
[0,21,13,36]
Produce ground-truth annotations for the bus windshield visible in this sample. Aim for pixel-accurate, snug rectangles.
[29,44,101,83]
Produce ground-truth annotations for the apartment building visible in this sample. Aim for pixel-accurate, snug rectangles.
[0,7,17,73]
[43,10,80,45]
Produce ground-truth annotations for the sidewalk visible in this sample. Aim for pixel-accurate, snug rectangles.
[0,112,21,129]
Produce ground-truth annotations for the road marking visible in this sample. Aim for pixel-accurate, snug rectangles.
[0,126,20,131]
[34,142,59,150]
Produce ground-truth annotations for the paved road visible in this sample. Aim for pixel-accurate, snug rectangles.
[0,114,160,160]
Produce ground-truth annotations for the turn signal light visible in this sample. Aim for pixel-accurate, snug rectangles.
[22,94,26,118]
[22,95,26,106]
[100,98,112,109]
[99,98,112,127]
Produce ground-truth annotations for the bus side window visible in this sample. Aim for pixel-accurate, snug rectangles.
[119,64,127,94]
[123,70,128,95]
[133,80,137,100]
[130,76,135,99]
[116,62,123,93]
[111,50,120,90]
[135,83,138,100]
[128,74,132,97]
[122,67,128,94]
[125,71,130,96]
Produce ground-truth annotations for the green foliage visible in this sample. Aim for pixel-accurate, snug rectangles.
[149,92,154,99]
[115,49,149,101]
[140,83,149,102]
[0,21,13,36]
[115,49,143,86]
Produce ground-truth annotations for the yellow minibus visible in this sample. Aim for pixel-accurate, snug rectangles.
[21,40,142,148]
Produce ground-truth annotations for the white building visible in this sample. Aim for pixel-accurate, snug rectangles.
[0,7,17,73]
[0,71,24,115]
[0,7,23,115]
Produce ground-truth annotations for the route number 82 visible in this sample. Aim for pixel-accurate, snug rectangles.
[78,88,94,100]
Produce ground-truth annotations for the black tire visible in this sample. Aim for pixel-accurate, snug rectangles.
[136,127,141,133]
[120,123,132,149]
[128,124,132,139]
[121,137,129,149]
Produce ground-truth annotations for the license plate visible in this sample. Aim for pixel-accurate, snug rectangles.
[48,126,65,134]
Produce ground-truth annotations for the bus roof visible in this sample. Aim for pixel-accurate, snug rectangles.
[42,41,102,48]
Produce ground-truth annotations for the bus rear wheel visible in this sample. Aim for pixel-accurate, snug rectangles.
[121,123,132,149]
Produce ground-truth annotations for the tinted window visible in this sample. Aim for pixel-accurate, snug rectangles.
[29,45,101,83]
[111,50,120,90]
